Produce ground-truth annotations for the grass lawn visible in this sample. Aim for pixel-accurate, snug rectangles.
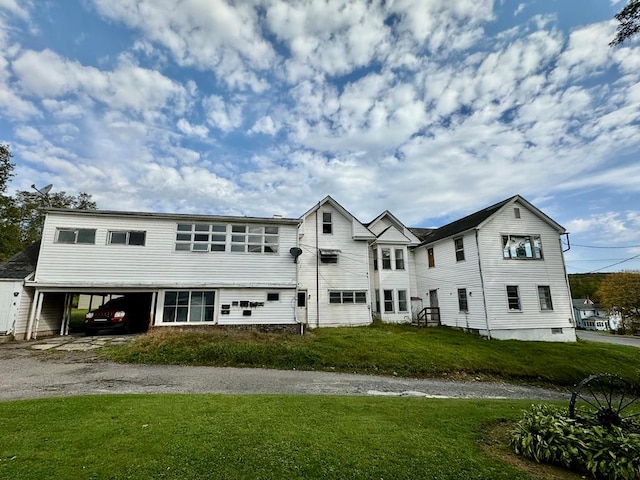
[0,395,581,480]
[103,323,640,388]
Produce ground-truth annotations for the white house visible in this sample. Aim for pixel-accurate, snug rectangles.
[411,196,576,342]
[3,194,577,342]
[15,209,301,339]
[573,298,620,331]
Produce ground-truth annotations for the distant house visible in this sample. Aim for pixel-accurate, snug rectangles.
[573,298,619,331]
[3,194,576,342]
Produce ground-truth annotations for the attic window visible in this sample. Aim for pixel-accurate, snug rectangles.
[322,212,332,234]
[319,249,339,264]
[514,208,521,219]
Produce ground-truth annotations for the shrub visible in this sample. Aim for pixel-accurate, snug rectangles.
[510,404,640,479]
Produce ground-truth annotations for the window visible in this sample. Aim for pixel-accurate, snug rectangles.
[329,291,367,304]
[320,249,339,263]
[514,207,521,219]
[108,230,146,246]
[398,290,408,312]
[163,290,215,323]
[382,248,391,269]
[427,247,435,268]
[373,248,378,270]
[454,237,465,261]
[502,235,543,259]
[384,290,394,312]
[395,249,405,270]
[267,292,280,302]
[506,285,521,311]
[230,225,279,253]
[322,212,332,234]
[457,288,468,312]
[538,286,553,310]
[375,289,380,313]
[56,228,96,244]
[174,223,278,253]
[297,292,306,307]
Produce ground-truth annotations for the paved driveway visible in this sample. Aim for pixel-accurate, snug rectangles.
[577,330,640,348]
[0,335,570,402]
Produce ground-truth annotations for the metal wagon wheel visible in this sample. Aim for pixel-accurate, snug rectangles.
[569,373,640,429]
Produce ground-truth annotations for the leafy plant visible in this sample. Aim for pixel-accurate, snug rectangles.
[511,404,640,479]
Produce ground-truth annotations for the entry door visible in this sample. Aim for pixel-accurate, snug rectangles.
[410,297,423,320]
[0,282,20,334]
[429,290,439,308]
[297,290,308,325]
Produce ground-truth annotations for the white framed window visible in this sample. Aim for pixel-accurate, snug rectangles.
[55,228,96,244]
[373,248,378,270]
[382,248,391,269]
[174,223,278,253]
[427,247,435,268]
[395,249,405,270]
[383,290,394,312]
[514,207,521,219]
[329,291,367,304]
[538,286,553,310]
[457,288,468,312]
[454,237,465,261]
[176,223,227,252]
[163,290,215,323]
[322,212,332,234]
[230,225,279,253]
[502,235,543,260]
[398,290,408,312]
[108,230,146,246]
[506,285,521,311]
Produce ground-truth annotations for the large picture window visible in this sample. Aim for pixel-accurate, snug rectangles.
[502,235,543,259]
[163,290,215,323]
[56,228,96,244]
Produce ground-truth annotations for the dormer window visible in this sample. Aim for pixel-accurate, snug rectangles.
[322,212,332,234]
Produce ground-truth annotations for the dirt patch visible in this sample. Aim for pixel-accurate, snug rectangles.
[477,420,588,480]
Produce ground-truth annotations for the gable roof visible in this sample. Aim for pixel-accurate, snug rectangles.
[301,195,376,240]
[0,241,40,280]
[366,210,421,244]
[417,195,566,246]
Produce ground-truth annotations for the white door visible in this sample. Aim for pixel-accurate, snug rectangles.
[297,290,308,325]
[0,282,21,334]
[411,297,423,320]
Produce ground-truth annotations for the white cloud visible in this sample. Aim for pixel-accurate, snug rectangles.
[204,95,243,132]
[249,115,280,136]
[177,118,209,138]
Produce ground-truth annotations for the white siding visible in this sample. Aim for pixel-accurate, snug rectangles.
[35,212,298,288]
[372,243,412,323]
[298,206,371,327]
[0,281,22,334]
[414,231,486,330]
[12,287,34,339]
[477,202,575,338]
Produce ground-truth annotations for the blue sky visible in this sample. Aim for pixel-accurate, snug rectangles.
[1,0,639,274]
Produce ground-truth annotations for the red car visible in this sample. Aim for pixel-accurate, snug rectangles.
[84,294,151,335]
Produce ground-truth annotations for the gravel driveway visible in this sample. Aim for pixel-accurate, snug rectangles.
[0,336,570,402]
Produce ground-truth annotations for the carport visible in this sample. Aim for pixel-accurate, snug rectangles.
[23,288,156,340]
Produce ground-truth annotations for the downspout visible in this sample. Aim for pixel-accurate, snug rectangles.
[560,234,576,327]
[315,208,320,328]
[475,230,492,339]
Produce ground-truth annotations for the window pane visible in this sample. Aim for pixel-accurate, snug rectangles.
[204,307,214,322]
[129,231,146,245]
[57,230,76,243]
[232,235,246,243]
[193,243,208,251]
[342,291,354,303]
[176,233,191,241]
[175,243,190,251]
[329,292,341,303]
[323,212,332,222]
[110,232,127,244]
[212,224,226,232]
[211,234,225,242]
[265,226,278,234]
[264,245,278,253]
[177,291,189,305]
[507,286,520,310]
[177,224,192,231]
[194,233,209,242]
[231,244,245,252]
[382,248,391,269]
[163,306,176,322]
[248,235,262,243]
[538,286,553,310]
[165,291,177,306]
[398,290,407,311]
[194,224,210,232]
[176,307,188,322]
[77,229,95,244]
[210,244,225,252]
[355,292,366,304]
[204,291,215,305]
[248,226,263,233]
[232,225,246,233]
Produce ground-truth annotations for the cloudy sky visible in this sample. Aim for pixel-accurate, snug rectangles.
[1,0,639,273]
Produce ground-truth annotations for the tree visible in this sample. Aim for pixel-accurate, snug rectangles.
[611,0,640,46]
[0,143,97,261]
[596,271,640,333]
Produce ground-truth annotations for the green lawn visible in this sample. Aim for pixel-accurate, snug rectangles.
[103,324,640,387]
[0,395,578,480]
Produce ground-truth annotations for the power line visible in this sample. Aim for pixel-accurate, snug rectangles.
[566,242,640,249]
[590,253,640,273]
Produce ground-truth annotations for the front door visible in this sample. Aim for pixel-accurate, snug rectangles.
[410,297,423,320]
[429,290,439,323]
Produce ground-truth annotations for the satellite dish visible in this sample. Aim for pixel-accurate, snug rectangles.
[289,247,303,263]
[31,183,53,196]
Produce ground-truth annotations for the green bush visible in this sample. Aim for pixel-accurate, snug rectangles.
[510,404,640,479]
